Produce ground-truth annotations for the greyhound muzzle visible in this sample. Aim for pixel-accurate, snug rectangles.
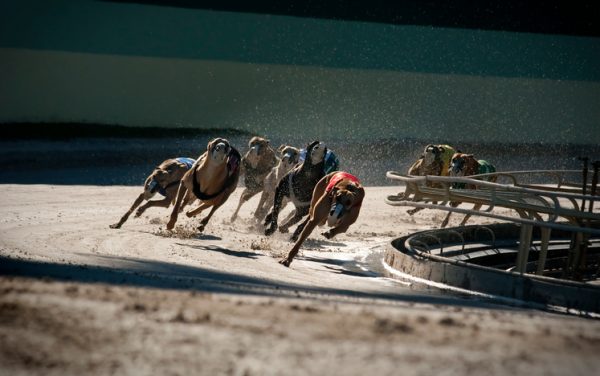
[212,142,230,162]
[450,158,466,175]
[282,151,297,166]
[327,202,345,227]
[310,142,326,164]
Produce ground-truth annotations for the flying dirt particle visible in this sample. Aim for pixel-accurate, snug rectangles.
[250,238,271,250]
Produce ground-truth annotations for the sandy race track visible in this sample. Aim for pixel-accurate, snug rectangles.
[1,184,599,375]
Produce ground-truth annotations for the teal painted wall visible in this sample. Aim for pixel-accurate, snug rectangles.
[1,0,599,144]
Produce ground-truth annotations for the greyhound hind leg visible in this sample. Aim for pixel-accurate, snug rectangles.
[459,203,482,226]
[197,204,221,232]
[280,206,309,234]
[110,193,145,229]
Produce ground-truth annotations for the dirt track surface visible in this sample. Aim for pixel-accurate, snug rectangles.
[1,185,599,375]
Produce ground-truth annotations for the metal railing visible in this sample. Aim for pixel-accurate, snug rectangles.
[386,170,600,278]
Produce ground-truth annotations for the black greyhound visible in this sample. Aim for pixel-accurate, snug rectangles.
[264,141,327,238]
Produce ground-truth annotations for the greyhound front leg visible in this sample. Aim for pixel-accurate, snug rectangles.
[280,217,319,267]
[197,203,222,232]
[110,193,145,229]
[290,217,309,242]
[166,183,187,230]
[264,186,285,236]
[230,191,247,223]
[459,203,481,226]
[281,206,309,236]
[186,202,211,218]
[322,208,359,239]
[135,197,171,217]
[440,212,452,228]
[253,191,271,222]
[179,190,196,212]
[322,224,348,239]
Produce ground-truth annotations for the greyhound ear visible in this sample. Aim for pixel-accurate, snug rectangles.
[307,140,319,150]
[278,144,286,152]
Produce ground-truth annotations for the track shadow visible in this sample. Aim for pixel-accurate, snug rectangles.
[322,265,374,277]
[176,243,259,259]
[193,234,222,241]
[302,256,379,278]
[0,255,526,312]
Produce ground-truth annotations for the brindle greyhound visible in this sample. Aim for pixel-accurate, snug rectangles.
[253,145,301,222]
[167,138,241,233]
[404,144,456,215]
[441,152,497,228]
[279,171,365,267]
[230,136,277,222]
[110,157,196,229]
[264,141,327,237]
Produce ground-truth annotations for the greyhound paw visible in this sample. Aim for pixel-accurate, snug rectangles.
[185,211,194,218]
[406,209,417,216]
[263,216,272,226]
[278,226,289,234]
[321,230,333,239]
[109,223,121,229]
[197,224,205,232]
[264,223,277,236]
[166,220,176,231]
[134,210,143,218]
[290,234,299,242]
[278,258,291,267]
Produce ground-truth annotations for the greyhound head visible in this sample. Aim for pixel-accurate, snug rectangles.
[306,141,327,165]
[277,145,300,171]
[143,164,175,199]
[449,153,478,176]
[207,138,231,163]
[423,144,444,166]
[245,136,272,168]
[327,183,362,227]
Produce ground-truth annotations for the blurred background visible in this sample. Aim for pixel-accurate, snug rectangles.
[1,0,599,185]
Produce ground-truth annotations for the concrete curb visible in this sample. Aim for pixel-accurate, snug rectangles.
[384,231,600,314]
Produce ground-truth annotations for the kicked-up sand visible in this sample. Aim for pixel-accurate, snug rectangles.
[1,184,599,375]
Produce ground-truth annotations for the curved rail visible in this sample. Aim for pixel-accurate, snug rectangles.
[385,169,600,276]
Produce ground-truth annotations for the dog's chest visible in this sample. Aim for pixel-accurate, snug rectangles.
[289,167,322,201]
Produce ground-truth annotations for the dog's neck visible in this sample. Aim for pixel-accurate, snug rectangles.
[275,160,293,180]
[195,153,228,183]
